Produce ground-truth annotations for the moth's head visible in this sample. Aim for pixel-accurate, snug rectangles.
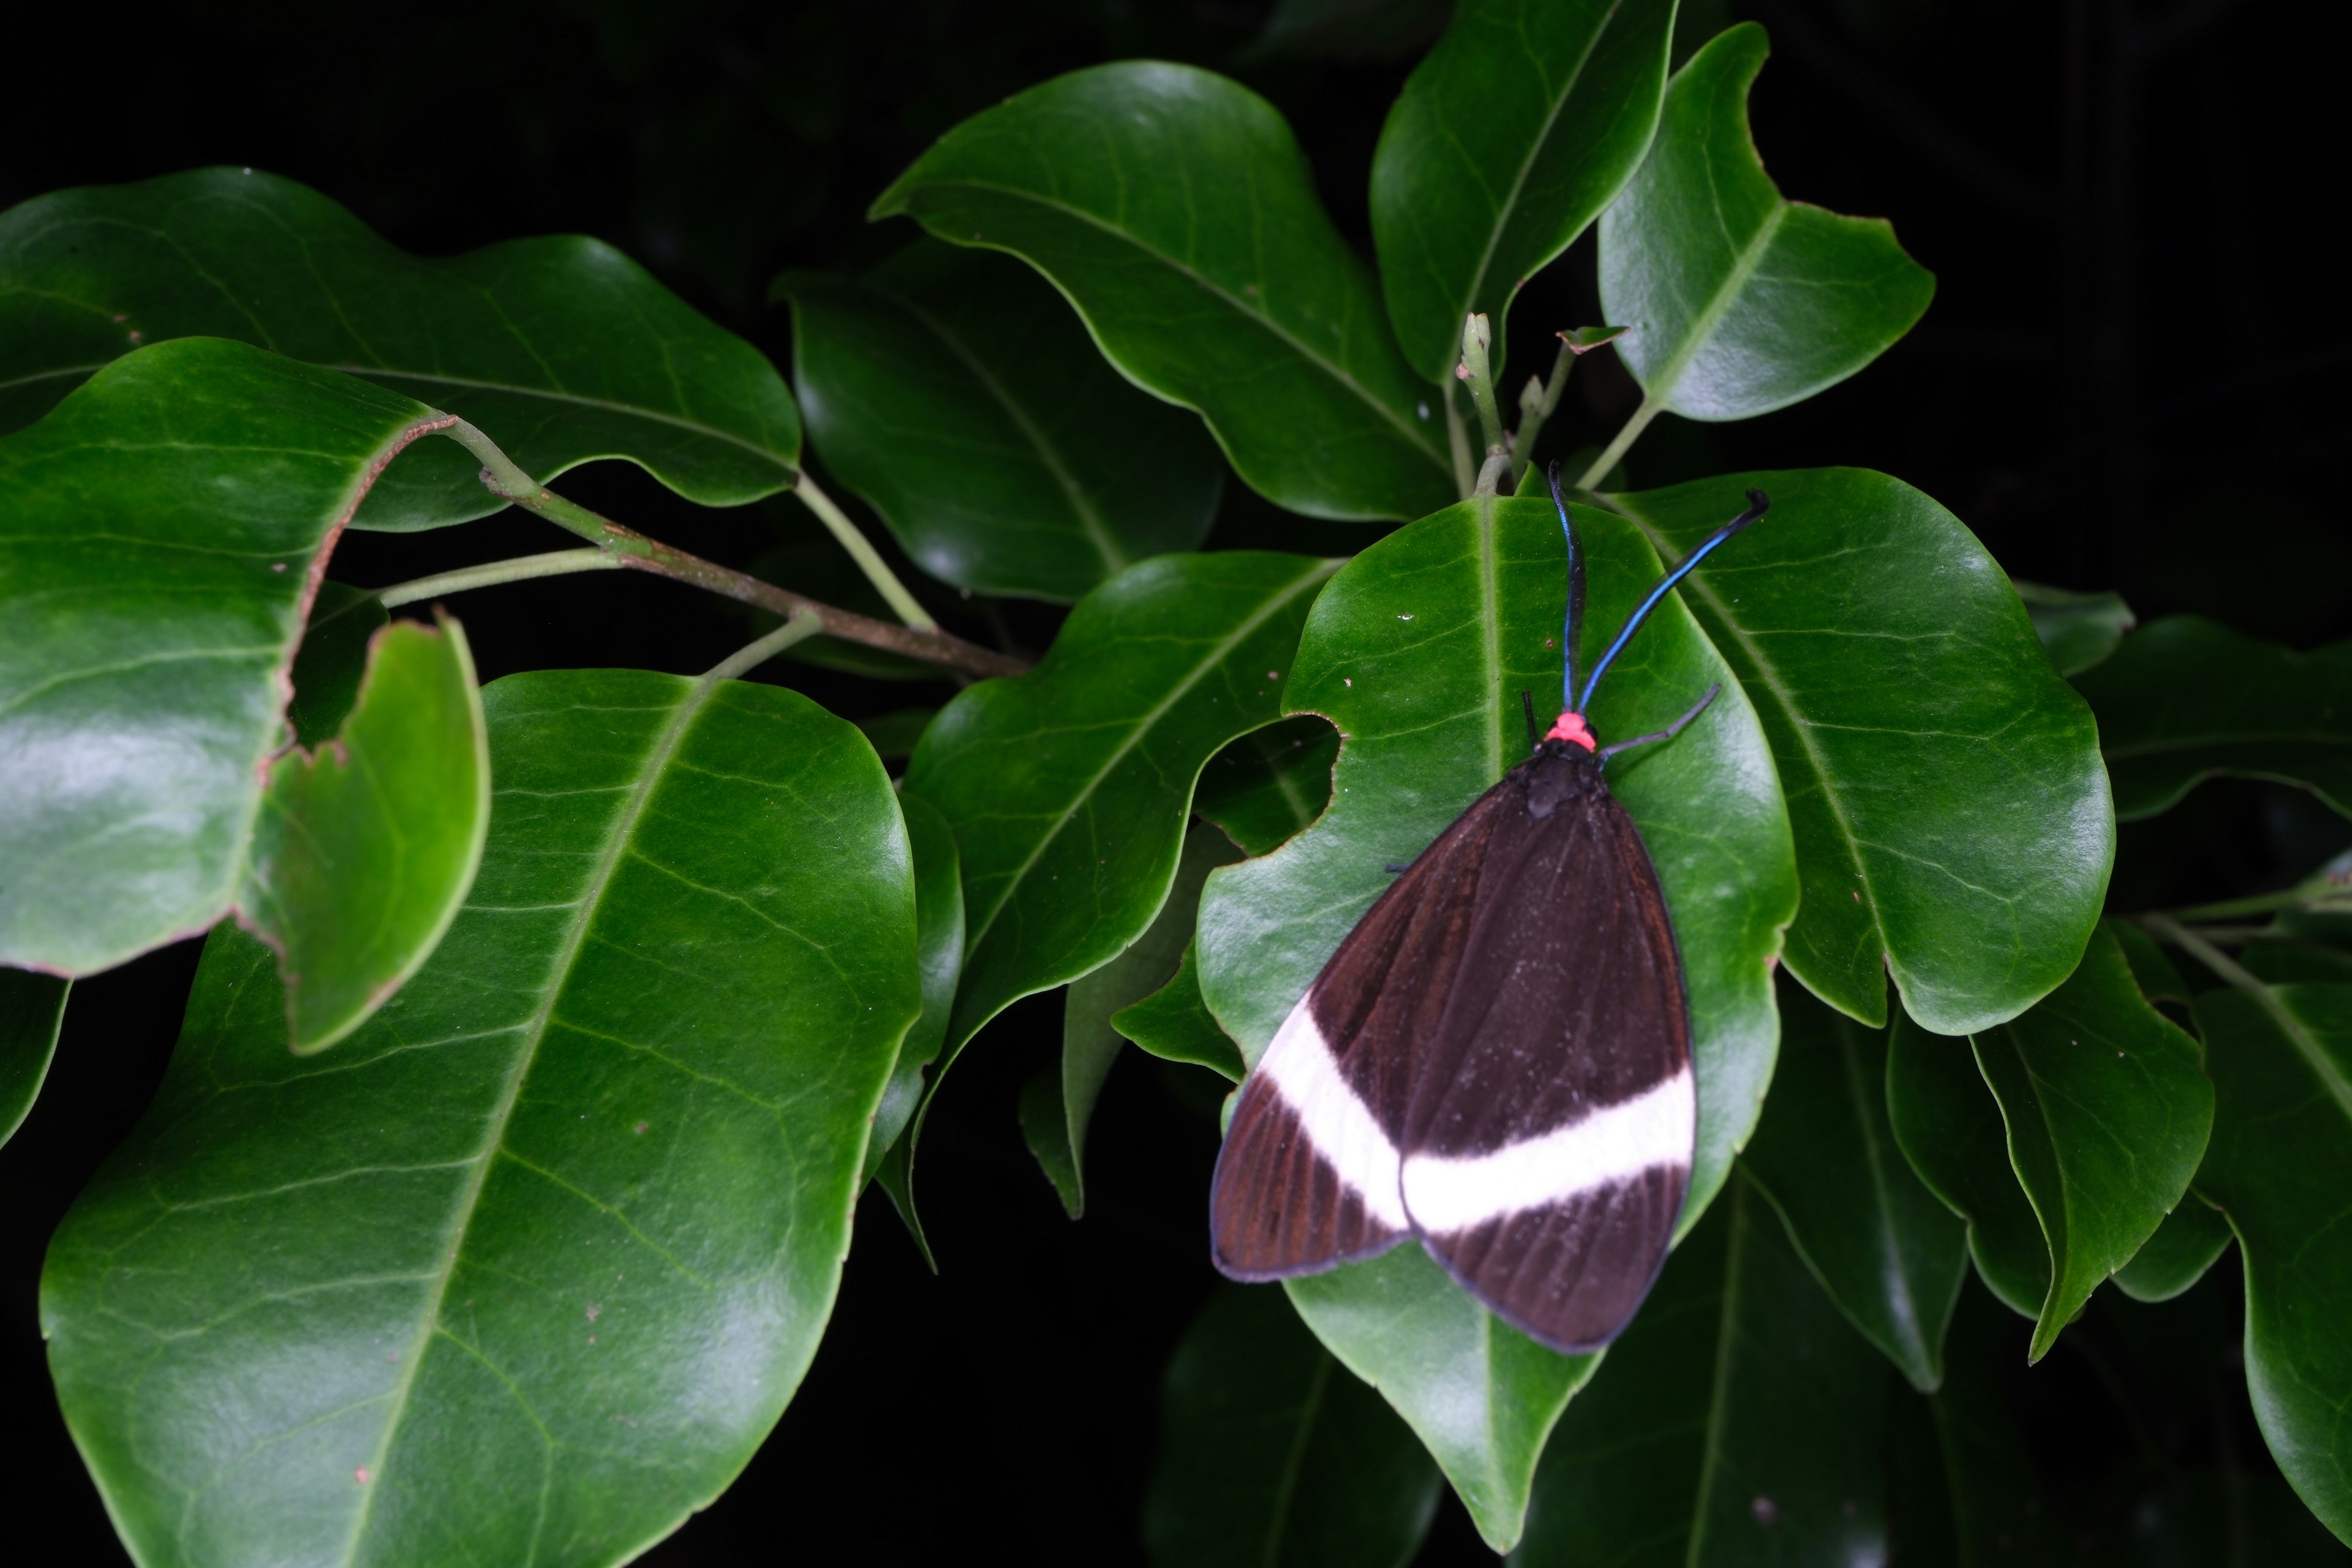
[1544,710,1597,753]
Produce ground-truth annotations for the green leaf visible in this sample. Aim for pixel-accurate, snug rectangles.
[42,666,919,1568]
[776,241,1222,601]
[906,551,1338,1053]
[1970,923,2214,1359]
[0,337,455,976]
[2113,916,2194,1008]
[2191,984,2352,1543]
[1607,469,2113,1033]
[1598,24,1934,424]
[872,63,1455,521]
[1025,822,1242,1216]
[2073,616,2352,821]
[1145,1284,1441,1568]
[1742,973,1967,1391]
[0,168,799,530]
[1115,944,1248,1082]
[286,582,389,747]
[1371,0,1678,383]
[1286,1245,1599,1553]
[1512,1174,1893,1566]
[2013,580,2135,677]
[865,791,963,1187]
[1194,715,1340,856]
[0,968,67,1149]
[1199,494,1796,1239]
[240,612,489,1052]
[2113,1196,2234,1303]
[1887,1010,2050,1319]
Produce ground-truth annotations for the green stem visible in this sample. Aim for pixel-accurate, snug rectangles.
[1472,453,1512,497]
[1577,395,1663,491]
[377,549,621,608]
[1459,313,1508,463]
[705,608,825,682]
[791,472,938,631]
[432,420,1023,680]
[1507,336,1577,493]
[1444,385,1476,500]
[2139,913,2265,990]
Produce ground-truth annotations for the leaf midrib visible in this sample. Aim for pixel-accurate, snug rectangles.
[1637,199,1787,410]
[1438,9,1618,373]
[338,672,720,1566]
[876,285,1126,576]
[1613,497,1887,952]
[960,559,1340,959]
[895,178,1449,471]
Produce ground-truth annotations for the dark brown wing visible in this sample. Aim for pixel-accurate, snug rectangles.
[1401,754,1694,1352]
[1208,772,1521,1280]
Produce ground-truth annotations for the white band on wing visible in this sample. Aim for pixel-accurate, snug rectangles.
[1257,992,1409,1231]
[1400,1069,1694,1235]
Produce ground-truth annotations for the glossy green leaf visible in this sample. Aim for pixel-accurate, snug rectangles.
[1194,715,1340,856]
[1598,24,1934,423]
[0,168,799,529]
[865,791,963,1187]
[1145,1284,1440,1568]
[1970,923,2214,1359]
[1512,1174,1893,1566]
[2192,984,2352,1542]
[777,241,1221,601]
[2073,616,2352,821]
[1887,1011,2049,1319]
[1026,822,1241,1216]
[872,63,1455,521]
[2113,1196,2234,1303]
[0,968,67,1148]
[2013,580,2135,677]
[1742,973,1967,1391]
[1607,468,2113,1033]
[906,551,1338,1053]
[1199,494,1796,1235]
[1371,0,1677,382]
[1114,944,1247,1082]
[239,613,489,1053]
[1286,1245,1598,1553]
[287,582,389,747]
[42,666,919,1568]
[0,337,453,976]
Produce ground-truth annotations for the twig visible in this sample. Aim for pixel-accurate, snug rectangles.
[433,420,1025,681]
[1576,396,1662,491]
[1509,326,1625,493]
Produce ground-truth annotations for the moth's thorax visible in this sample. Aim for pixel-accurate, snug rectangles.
[1520,741,1604,820]
[1545,710,1597,752]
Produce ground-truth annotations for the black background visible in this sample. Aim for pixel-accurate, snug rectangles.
[3,1,2345,1561]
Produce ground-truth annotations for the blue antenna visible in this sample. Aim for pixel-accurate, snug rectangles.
[1575,489,1770,714]
[1544,462,1587,712]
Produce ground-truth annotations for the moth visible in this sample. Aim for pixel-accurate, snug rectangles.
[1210,470,1770,1352]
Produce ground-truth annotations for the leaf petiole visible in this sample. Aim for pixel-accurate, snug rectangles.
[1576,394,1662,491]
[377,549,622,608]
